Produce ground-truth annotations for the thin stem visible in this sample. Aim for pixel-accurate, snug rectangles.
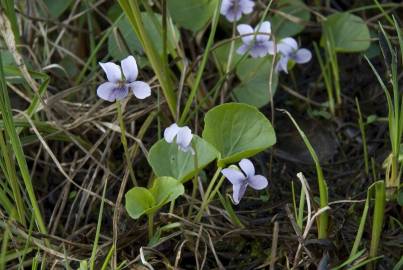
[368,181,385,270]
[147,214,154,240]
[188,144,199,217]
[116,101,137,186]
[220,20,236,103]
[195,167,223,222]
[179,0,222,124]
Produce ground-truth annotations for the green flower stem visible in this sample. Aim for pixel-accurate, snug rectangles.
[116,101,137,186]
[205,175,226,207]
[195,167,223,222]
[147,213,154,240]
[179,0,221,124]
[188,143,199,217]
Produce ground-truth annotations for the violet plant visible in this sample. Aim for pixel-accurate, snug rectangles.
[97,55,151,185]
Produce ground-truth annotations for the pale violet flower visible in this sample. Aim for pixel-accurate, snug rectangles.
[220,0,255,22]
[237,21,275,58]
[97,55,151,102]
[164,123,194,154]
[276,37,312,73]
[222,159,268,205]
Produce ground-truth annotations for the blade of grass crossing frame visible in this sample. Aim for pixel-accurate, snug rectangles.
[0,53,47,234]
[281,110,329,239]
[118,0,177,117]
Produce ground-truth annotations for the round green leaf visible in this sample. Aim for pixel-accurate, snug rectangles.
[167,0,218,32]
[321,12,370,53]
[202,103,276,166]
[149,177,185,209]
[125,187,155,219]
[233,57,278,108]
[148,136,219,183]
[271,0,311,39]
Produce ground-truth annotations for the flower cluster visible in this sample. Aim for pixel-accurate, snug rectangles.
[221,0,312,72]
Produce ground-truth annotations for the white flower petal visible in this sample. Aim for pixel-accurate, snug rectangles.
[239,159,255,177]
[99,62,121,83]
[222,168,245,185]
[294,48,312,64]
[129,81,151,99]
[276,55,289,73]
[96,82,117,102]
[280,37,298,51]
[255,21,271,42]
[220,0,231,14]
[239,0,255,14]
[237,24,254,44]
[232,183,248,205]
[164,123,180,143]
[176,126,193,150]
[121,55,138,82]
[248,175,268,190]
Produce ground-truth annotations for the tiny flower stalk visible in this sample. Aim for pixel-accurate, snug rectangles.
[194,166,223,222]
[116,101,137,186]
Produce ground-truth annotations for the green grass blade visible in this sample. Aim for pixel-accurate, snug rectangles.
[0,53,47,234]
[281,109,329,239]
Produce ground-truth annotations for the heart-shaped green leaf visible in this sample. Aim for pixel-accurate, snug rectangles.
[233,57,278,108]
[148,136,219,183]
[321,12,370,52]
[271,0,311,39]
[125,177,184,219]
[202,103,276,166]
[167,0,218,32]
[150,177,185,208]
[125,187,155,219]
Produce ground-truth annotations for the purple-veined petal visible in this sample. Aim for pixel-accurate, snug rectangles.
[129,81,151,99]
[236,44,250,55]
[114,86,129,101]
[239,0,255,14]
[237,24,254,44]
[248,175,268,190]
[239,159,255,177]
[99,62,121,83]
[225,8,243,22]
[255,21,271,42]
[232,182,248,205]
[294,48,312,64]
[164,123,180,143]
[121,55,138,82]
[222,168,245,185]
[176,126,193,150]
[250,43,270,58]
[97,82,117,102]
